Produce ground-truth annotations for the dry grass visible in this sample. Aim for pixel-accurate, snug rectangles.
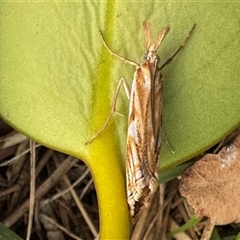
[1,120,240,240]
[0,121,99,240]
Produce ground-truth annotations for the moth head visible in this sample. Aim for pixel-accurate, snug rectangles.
[141,51,160,64]
[142,21,170,62]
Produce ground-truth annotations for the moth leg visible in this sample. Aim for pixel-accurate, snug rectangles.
[85,77,130,145]
[162,129,175,154]
[160,23,196,70]
[99,30,140,67]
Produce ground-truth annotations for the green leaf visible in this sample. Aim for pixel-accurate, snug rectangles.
[0,222,23,240]
[167,215,201,237]
[235,233,240,240]
[210,228,221,240]
[0,2,240,239]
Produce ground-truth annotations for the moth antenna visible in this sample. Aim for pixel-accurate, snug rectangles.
[143,21,151,49]
[155,26,170,50]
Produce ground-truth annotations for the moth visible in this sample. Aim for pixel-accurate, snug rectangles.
[86,22,196,222]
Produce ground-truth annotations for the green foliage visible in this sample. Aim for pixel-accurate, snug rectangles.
[167,215,201,237]
[0,223,23,240]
